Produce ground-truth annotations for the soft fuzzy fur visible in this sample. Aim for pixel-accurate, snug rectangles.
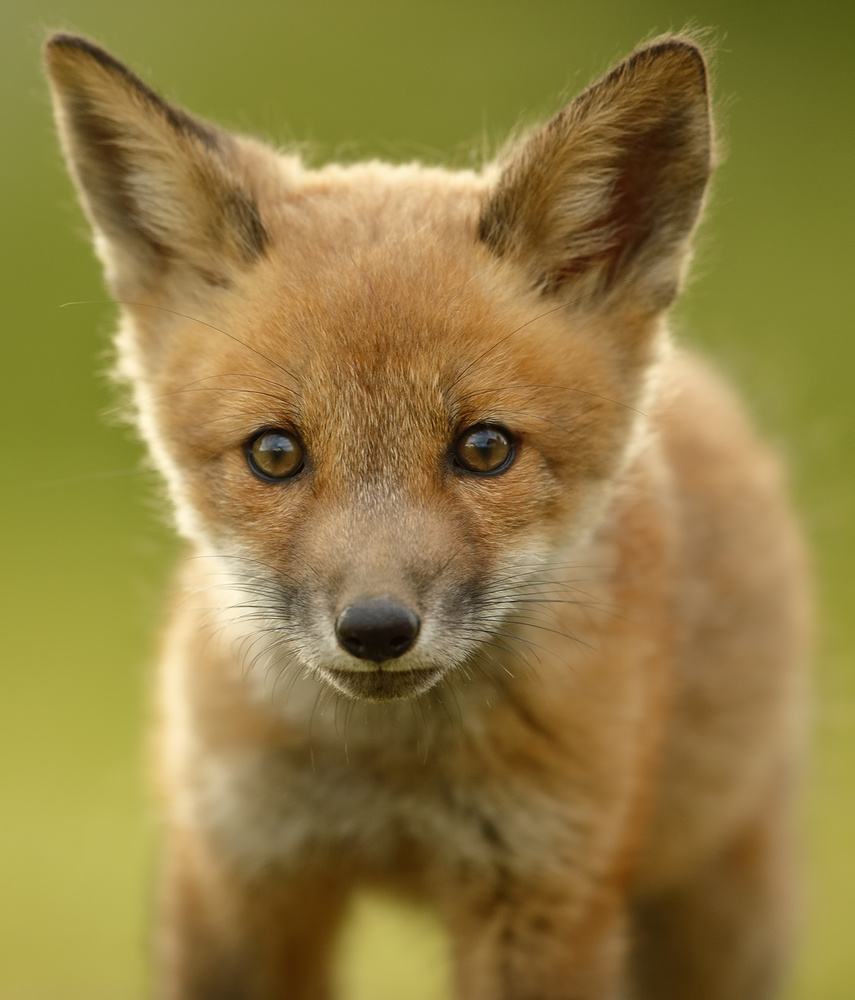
[46,32,808,1000]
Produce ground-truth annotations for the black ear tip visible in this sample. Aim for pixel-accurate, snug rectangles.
[45,32,98,60]
[45,31,85,48]
[644,37,705,59]
[44,32,132,82]
[44,32,77,69]
[631,36,708,86]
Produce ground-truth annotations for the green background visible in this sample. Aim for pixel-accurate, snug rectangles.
[1,1,852,997]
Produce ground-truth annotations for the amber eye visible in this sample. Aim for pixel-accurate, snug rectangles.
[454,424,515,475]
[245,429,304,481]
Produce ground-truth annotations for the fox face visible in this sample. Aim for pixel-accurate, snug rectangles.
[45,35,710,702]
[137,231,643,700]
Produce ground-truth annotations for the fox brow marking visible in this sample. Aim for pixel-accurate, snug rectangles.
[455,383,645,416]
[116,382,300,417]
[444,301,572,395]
[60,300,300,386]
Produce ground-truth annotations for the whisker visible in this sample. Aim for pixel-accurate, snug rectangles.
[445,301,573,393]
[61,299,301,386]
[454,382,643,416]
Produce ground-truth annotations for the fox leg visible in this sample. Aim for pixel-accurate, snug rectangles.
[155,831,348,1000]
[629,783,798,1000]
[446,878,629,1000]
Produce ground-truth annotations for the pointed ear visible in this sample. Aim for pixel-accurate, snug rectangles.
[44,34,269,293]
[479,39,712,315]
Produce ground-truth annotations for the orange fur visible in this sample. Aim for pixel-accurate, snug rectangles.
[46,32,809,1000]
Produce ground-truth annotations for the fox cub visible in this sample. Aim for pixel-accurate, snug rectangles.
[47,33,808,1000]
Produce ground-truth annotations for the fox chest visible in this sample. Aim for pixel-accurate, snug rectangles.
[181,743,577,880]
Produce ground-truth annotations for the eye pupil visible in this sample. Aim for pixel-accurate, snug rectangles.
[455,425,514,475]
[247,430,304,480]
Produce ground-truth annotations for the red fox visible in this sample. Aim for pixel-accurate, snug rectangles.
[46,33,808,1000]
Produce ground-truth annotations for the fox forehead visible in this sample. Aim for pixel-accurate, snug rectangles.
[260,157,492,253]
[184,171,608,386]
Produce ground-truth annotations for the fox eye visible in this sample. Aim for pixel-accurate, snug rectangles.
[245,429,304,481]
[454,424,515,475]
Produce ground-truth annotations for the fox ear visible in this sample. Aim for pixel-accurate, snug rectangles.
[480,39,712,315]
[44,34,269,293]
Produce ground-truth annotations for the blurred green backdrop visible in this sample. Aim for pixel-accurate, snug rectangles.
[1,1,852,998]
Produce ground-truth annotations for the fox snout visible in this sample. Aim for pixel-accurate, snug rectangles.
[335,598,421,662]
[235,499,498,701]
[327,596,435,698]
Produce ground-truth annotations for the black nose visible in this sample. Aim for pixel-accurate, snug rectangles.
[335,599,420,662]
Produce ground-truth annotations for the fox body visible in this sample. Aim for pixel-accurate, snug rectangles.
[46,34,808,1000]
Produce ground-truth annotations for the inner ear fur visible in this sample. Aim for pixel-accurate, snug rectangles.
[479,38,713,314]
[44,33,269,291]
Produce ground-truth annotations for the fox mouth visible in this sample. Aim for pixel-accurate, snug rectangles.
[322,665,445,701]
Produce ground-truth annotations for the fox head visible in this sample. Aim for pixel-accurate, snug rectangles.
[46,35,711,701]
